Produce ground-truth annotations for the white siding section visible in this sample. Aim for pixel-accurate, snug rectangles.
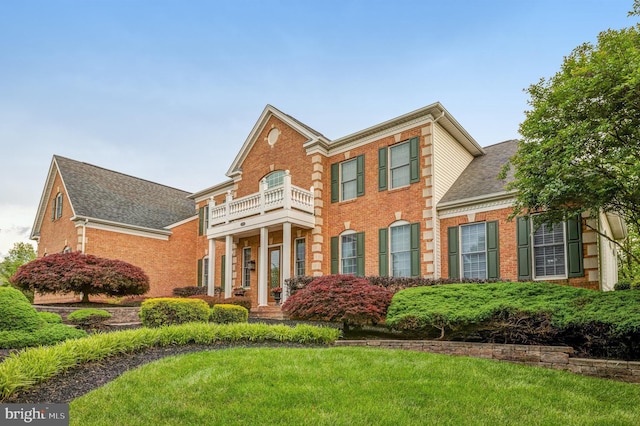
[598,212,618,291]
[432,122,475,205]
[432,122,475,278]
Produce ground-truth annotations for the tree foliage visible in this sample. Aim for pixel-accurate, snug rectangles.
[11,252,149,302]
[281,274,393,330]
[503,12,640,266]
[0,242,36,286]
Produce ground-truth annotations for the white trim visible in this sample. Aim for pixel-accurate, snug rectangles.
[72,217,171,240]
[438,195,515,219]
[459,222,488,280]
[531,220,568,281]
[242,246,252,288]
[389,221,411,277]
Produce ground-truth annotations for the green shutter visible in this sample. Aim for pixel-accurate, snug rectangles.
[410,222,420,277]
[220,255,226,290]
[409,137,420,183]
[198,206,204,236]
[331,163,339,203]
[486,221,499,279]
[516,217,532,281]
[447,226,459,279]
[356,232,365,276]
[378,147,388,191]
[51,199,56,221]
[197,258,203,286]
[356,154,365,197]
[566,216,584,278]
[379,228,388,276]
[331,236,339,274]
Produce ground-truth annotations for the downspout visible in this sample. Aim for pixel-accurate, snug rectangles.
[430,109,446,278]
[81,219,88,253]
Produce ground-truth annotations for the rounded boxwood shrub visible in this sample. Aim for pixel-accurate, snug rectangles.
[68,308,112,328]
[210,304,249,324]
[38,311,63,324]
[0,324,87,349]
[0,286,42,332]
[139,297,210,328]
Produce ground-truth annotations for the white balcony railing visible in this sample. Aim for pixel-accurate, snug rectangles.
[209,170,314,227]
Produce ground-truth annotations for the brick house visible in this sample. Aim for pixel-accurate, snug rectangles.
[30,102,625,305]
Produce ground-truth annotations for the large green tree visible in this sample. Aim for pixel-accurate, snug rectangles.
[0,242,36,286]
[503,5,640,266]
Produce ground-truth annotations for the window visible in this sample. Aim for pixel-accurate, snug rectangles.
[515,216,584,281]
[242,247,252,288]
[51,193,63,221]
[197,257,209,287]
[390,224,411,277]
[390,142,410,188]
[380,222,420,277]
[461,223,487,279]
[295,238,306,276]
[447,221,499,280]
[341,233,357,275]
[341,159,357,201]
[331,155,364,202]
[331,231,364,275]
[265,170,285,188]
[378,137,419,191]
[198,205,209,236]
[532,222,566,278]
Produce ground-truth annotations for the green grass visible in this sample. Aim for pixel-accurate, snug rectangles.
[70,347,640,426]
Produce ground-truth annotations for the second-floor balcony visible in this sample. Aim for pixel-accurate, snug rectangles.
[208,171,315,237]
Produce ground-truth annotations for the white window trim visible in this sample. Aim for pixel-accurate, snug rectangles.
[264,170,285,189]
[242,247,251,288]
[294,237,306,276]
[459,222,488,280]
[389,220,411,277]
[340,158,357,201]
[389,141,410,190]
[531,219,568,281]
[339,230,357,275]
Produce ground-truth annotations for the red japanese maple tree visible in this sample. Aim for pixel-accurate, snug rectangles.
[282,274,392,331]
[11,252,149,302]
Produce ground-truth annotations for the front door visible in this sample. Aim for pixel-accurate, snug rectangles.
[268,246,281,302]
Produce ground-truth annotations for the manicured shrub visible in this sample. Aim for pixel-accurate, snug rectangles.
[38,311,63,324]
[210,304,249,324]
[173,286,208,297]
[365,276,507,294]
[0,324,86,349]
[282,275,393,331]
[0,286,42,332]
[222,296,252,311]
[67,309,112,328]
[139,298,210,328]
[12,252,149,303]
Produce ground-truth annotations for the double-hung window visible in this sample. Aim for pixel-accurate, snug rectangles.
[295,238,306,276]
[532,222,566,278]
[242,247,252,288]
[198,205,209,236]
[390,223,411,277]
[331,231,365,276]
[389,142,410,189]
[447,221,499,280]
[51,193,63,221]
[341,233,358,275]
[378,137,420,191]
[330,155,364,202]
[379,222,420,277]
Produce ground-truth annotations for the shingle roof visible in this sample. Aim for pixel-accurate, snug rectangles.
[54,156,196,230]
[438,139,518,205]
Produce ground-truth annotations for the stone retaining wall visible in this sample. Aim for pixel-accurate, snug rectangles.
[334,340,640,383]
[34,306,141,325]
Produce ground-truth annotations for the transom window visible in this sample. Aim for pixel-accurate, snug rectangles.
[341,233,357,275]
[533,222,566,278]
[389,142,410,188]
[390,223,411,277]
[340,159,357,201]
[461,223,487,279]
[264,170,285,188]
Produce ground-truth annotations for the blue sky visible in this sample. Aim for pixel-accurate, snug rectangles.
[0,0,636,258]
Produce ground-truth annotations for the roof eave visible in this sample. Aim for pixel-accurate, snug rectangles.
[437,191,516,211]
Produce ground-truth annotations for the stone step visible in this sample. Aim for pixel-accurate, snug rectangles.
[250,305,287,320]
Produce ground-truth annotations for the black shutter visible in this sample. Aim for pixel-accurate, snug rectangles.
[447,226,459,279]
[378,147,388,191]
[516,217,532,281]
[566,216,584,278]
[486,221,499,279]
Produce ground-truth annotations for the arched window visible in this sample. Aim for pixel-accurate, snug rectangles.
[264,170,285,188]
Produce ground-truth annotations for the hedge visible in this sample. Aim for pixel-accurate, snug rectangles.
[139,298,210,327]
[210,304,249,324]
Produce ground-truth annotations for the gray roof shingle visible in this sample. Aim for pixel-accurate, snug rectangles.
[438,139,518,205]
[55,156,196,230]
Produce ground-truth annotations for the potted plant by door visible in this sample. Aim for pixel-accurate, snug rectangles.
[271,287,283,305]
[233,287,247,297]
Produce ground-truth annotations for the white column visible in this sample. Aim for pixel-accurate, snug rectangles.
[282,222,291,303]
[207,238,216,296]
[258,227,269,306]
[224,235,233,299]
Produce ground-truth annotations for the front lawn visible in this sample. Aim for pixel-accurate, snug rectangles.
[70,347,640,425]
